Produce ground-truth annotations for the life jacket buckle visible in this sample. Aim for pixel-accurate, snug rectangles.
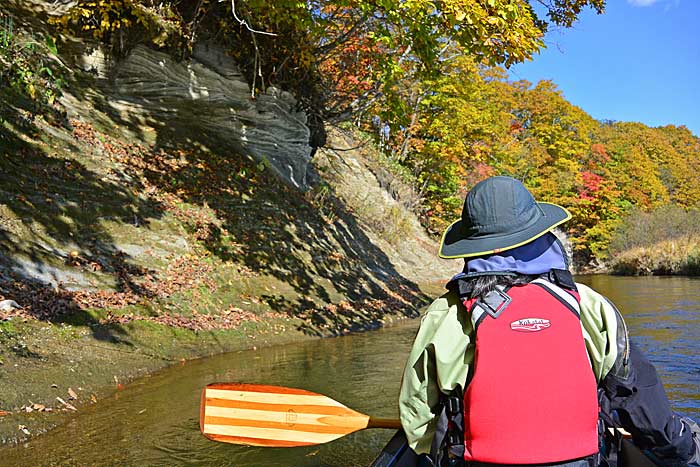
[480,289,511,319]
[446,396,460,415]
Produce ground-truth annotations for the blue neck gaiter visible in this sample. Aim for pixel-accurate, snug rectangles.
[454,232,568,280]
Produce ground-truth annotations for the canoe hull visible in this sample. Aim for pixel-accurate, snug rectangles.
[369,431,417,467]
[368,430,658,467]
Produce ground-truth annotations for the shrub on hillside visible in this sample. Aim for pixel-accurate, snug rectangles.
[611,242,700,276]
[609,204,700,275]
[609,204,700,253]
[0,15,64,111]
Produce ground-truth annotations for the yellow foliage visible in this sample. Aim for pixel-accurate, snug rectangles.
[50,0,185,51]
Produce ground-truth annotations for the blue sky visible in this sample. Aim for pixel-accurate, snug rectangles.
[509,0,700,136]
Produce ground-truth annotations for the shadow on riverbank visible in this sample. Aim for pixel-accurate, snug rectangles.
[0,2,453,445]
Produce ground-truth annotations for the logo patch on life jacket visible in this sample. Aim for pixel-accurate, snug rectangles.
[510,318,551,332]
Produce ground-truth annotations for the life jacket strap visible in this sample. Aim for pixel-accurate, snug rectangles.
[545,268,577,291]
[598,388,623,467]
[530,278,581,318]
[430,394,465,466]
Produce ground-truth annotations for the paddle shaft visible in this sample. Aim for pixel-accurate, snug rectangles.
[367,417,402,429]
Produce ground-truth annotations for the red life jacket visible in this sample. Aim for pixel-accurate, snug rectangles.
[462,279,599,464]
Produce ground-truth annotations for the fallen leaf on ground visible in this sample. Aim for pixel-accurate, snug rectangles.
[56,397,77,411]
[68,388,78,400]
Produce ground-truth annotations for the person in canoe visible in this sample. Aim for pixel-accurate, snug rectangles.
[398,176,700,467]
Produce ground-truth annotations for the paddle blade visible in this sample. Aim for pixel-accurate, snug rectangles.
[200,383,373,447]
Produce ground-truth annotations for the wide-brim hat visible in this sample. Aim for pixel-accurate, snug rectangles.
[438,176,571,259]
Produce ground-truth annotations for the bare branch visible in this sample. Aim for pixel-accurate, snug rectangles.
[222,0,277,36]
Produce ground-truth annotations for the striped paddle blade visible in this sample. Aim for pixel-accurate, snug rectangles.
[200,383,399,447]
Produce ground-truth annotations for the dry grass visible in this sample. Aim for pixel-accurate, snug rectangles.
[611,237,700,275]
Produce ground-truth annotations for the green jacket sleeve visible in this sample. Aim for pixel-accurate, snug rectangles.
[398,290,473,454]
[577,282,628,381]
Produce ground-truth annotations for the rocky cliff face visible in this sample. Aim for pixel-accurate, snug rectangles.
[2,0,447,299]
[107,43,313,190]
[19,0,314,189]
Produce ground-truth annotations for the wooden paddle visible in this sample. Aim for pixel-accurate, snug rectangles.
[200,382,401,447]
[200,382,636,451]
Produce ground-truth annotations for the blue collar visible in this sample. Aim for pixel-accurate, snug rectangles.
[452,232,569,281]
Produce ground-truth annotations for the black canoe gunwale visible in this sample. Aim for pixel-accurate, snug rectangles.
[368,430,659,467]
[369,430,417,467]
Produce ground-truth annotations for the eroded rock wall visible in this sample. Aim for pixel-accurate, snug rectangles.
[108,44,313,190]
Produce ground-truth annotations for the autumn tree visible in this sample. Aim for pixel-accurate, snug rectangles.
[53,1,605,139]
[63,1,697,265]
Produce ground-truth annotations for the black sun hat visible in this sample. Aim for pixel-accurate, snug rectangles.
[438,176,571,259]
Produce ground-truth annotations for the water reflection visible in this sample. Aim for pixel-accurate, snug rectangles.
[1,322,419,466]
[579,275,700,416]
[2,276,699,466]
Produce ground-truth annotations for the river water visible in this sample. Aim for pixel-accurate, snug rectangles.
[2,276,699,466]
